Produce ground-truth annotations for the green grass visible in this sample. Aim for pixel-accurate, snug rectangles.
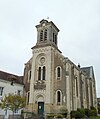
[90,116,100,119]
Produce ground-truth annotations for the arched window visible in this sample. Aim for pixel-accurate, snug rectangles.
[40,30,43,41]
[38,66,46,80]
[38,67,41,80]
[42,66,46,80]
[57,91,61,103]
[44,29,47,40]
[56,66,62,79]
[57,67,61,78]
[56,90,62,105]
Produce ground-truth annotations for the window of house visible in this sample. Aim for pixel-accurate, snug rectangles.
[15,109,18,113]
[17,90,21,96]
[56,90,62,105]
[44,29,47,40]
[0,87,4,96]
[11,80,14,86]
[5,109,7,115]
[40,30,43,41]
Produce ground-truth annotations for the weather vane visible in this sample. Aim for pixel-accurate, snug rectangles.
[47,16,49,20]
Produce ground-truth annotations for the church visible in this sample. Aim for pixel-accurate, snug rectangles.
[23,19,97,117]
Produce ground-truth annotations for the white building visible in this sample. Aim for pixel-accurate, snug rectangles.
[0,70,24,119]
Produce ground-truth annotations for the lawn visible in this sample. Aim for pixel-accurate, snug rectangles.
[90,116,100,119]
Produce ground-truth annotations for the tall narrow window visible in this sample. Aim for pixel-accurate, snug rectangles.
[29,71,31,80]
[0,87,4,96]
[27,92,30,104]
[40,30,43,41]
[53,33,55,42]
[76,77,78,97]
[56,90,62,105]
[55,35,57,45]
[56,66,62,79]
[44,29,47,40]
[57,67,61,78]
[57,91,61,103]
[42,66,46,80]
[17,90,21,96]
[38,65,46,80]
[28,70,31,82]
[38,67,41,80]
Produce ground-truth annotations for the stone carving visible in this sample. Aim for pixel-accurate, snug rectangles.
[34,80,46,90]
[40,57,45,64]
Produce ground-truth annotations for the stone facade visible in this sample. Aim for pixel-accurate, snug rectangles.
[23,19,97,116]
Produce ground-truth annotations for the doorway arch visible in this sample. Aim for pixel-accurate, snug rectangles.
[36,94,44,115]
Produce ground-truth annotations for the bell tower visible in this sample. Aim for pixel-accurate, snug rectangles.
[29,19,61,115]
[35,19,59,48]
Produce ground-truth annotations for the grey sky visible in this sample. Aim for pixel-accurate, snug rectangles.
[0,0,100,97]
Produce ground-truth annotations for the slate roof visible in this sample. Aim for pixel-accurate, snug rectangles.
[81,66,95,79]
[0,70,23,85]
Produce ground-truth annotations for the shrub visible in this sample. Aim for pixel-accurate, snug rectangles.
[90,109,97,116]
[84,108,90,117]
[76,108,85,118]
[98,106,100,114]
[47,114,55,119]
[70,108,85,118]
[75,111,82,118]
[90,106,97,116]
[60,107,68,117]
[90,106,96,110]
[55,114,63,118]
[70,111,77,118]
[60,107,68,113]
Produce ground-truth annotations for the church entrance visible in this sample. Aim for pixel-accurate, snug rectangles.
[38,102,44,115]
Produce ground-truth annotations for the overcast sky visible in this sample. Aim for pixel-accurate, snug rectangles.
[0,0,100,97]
